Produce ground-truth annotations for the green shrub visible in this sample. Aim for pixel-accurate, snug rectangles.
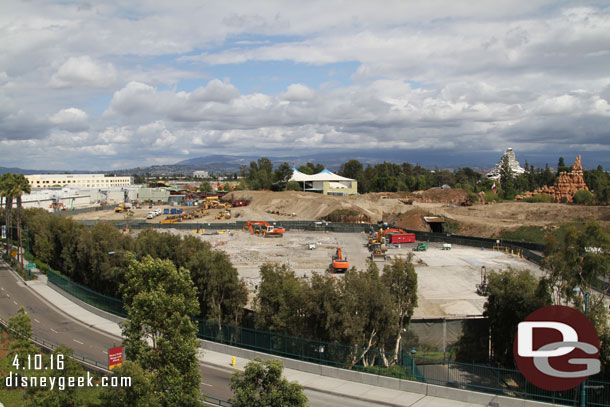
[500,226,546,243]
[573,190,594,205]
[484,191,501,203]
[523,194,552,203]
[286,181,302,191]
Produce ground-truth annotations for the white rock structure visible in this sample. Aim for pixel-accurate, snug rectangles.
[486,148,525,180]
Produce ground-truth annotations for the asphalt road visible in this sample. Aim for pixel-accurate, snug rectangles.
[0,261,384,406]
[0,261,233,401]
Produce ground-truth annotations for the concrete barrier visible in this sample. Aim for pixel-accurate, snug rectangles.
[200,340,561,407]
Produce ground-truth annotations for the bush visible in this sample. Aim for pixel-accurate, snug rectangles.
[573,190,594,205]
[499,226,546,243]
[286,181,302,191]
[484,190,502,203]
[523,194,552,203]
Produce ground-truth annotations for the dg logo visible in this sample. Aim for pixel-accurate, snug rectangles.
[514,305,600,391]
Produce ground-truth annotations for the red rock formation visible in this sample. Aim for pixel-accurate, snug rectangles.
[515,155,589,203]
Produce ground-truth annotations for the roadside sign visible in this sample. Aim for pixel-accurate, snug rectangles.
[25,264,35,270]
[108,347,123,370]
[11,251,17,258]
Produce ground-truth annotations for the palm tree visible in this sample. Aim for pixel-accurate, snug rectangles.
[12,174,31,269]
[0,173,16,259]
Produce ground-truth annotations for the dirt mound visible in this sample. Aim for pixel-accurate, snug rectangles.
[411,188,469,205]
[225,190,408,222]
[385,209,432,231]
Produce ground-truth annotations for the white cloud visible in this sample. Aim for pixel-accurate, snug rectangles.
[49,107,89,132]
[50,107,88,124]
[190,79,240,103]
[50,56,117,88]
[281,84,315,101]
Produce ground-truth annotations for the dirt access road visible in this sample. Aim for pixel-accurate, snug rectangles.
[70,190,610,238]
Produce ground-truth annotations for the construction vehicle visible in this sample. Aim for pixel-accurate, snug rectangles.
[370,243,389,261]
[400,198,414,205]
[115,202,132,213]
[160,218,177,224]
[413,243,428,252]
[476,266,489,296]
[331,248,349,273]
[216,209,231,220]
[243,220,286,237]
[233,200,249,207]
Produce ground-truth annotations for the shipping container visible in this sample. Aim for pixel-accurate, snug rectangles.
[386,233,416,244]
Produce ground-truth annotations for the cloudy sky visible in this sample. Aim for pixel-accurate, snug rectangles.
[1,1,609,170]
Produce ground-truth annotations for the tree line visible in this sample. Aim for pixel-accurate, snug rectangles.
[253,257,418,368]
[19,208,248,327]
[238,156,610,204]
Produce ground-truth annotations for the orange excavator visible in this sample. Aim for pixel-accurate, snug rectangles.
[331,248,349,273]
[243,220,286,237]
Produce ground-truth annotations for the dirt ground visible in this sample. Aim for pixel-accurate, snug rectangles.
[154,228,539,318]
[71,190,610,238]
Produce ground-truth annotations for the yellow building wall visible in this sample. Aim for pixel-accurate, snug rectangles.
[322,181,358,196]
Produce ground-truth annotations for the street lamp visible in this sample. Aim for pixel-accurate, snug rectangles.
[574,286,590,407]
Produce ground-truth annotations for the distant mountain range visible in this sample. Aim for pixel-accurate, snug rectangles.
[2,149,608,176]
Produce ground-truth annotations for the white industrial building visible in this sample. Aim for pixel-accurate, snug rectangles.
[289,169,357,196]
[25,174,132,188]
[193,170,209,178]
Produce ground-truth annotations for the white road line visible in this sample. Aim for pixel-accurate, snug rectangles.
[6,294,9,298]
[13,301,18,305]
[103,351,108,354]
[73,339,84,345]
[50,328,58,333]
[34,319,40,323]
[201,382,213,387]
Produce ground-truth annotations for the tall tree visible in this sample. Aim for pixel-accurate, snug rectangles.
[273,162,294,190]
[186,248,248,329]
[338,160,364,193]
[230,358,308,407]
[10,174,31,269]
[254,263,307,335]
[499,155,514,196]
[381,256,418,365]
[121,256,203,407]
[0,173,16,258]
[484,268,551,366]
[100,361,160,407]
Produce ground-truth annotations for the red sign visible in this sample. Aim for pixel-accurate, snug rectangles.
[108,347,123,370]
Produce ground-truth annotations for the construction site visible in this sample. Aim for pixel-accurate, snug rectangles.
[69,188,610,320]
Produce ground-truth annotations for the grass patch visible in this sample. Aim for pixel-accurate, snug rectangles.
[523,194,552,203]
[499,226,546,244]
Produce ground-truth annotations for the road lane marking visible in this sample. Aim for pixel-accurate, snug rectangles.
[103,351,108,354]
[13,301,18,305]
[73,339,84,345]
[6,294,9,298]
[34,319,40,323]
[50,328,58,333]
[201,382,213,387]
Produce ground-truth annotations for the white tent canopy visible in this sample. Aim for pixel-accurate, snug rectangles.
[289,168,354,182]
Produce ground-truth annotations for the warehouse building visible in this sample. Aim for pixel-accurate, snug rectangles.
[289,169,357,196]
[26,174,132,189]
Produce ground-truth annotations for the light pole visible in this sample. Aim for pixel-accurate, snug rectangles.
[574,286,590,407]
[411,348,417,380]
